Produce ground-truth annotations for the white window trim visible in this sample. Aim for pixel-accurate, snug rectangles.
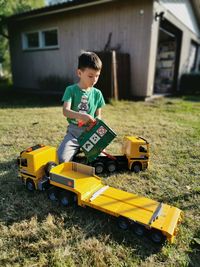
[22,27,59,51]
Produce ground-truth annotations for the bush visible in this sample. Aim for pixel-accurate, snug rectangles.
[179,72,200,94]
[38,75,72,92]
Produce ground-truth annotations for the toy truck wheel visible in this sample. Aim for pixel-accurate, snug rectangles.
[45,161,57,177]
[59,191,76,207]
[93,162,105,175]
[133,223,145,236]
[47,187,59,201]
[106,161,117,173]
[131,163,142,173]
[118,217,129,230]
[26,179,35,191]
[150,230,165,244]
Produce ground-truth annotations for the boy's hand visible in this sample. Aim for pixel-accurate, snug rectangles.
[80,113,95,124]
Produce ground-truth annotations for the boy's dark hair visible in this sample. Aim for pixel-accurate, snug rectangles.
[78,51,102,70]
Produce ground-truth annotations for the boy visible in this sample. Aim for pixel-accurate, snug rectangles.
[58,51,105,163]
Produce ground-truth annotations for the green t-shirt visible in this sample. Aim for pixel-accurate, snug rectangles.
[62,84,105,125]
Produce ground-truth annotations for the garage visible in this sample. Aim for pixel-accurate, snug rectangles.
[154,19,182,94]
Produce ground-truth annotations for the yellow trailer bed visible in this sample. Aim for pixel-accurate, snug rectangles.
[49,162,182,243]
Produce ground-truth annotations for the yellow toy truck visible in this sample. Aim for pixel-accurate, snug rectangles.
[75,119,150,174]
[17,144,183,244]
[76,136,150,174]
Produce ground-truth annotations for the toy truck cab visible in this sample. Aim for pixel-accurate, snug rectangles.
[122,136,150,173]
[17,144,58,190]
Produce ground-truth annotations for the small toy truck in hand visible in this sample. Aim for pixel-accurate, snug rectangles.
[75,119,149,174]
[17,144,183,244]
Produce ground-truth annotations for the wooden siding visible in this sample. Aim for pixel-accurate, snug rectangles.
[8,0,153,97]
[8,0,200,98]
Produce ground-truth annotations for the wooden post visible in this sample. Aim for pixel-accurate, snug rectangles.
[112,50,119,100]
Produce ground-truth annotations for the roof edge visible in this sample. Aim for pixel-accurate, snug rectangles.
[7,0,116,22]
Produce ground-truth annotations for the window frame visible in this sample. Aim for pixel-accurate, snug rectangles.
[22,27,59,51]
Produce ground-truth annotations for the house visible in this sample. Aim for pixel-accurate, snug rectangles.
[6,0,200,99]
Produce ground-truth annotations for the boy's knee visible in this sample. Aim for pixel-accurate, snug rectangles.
[58,150,73,163]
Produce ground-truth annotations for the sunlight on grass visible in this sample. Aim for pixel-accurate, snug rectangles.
[0,87,200,266]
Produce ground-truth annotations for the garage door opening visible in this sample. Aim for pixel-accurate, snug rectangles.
[154,19,182,94]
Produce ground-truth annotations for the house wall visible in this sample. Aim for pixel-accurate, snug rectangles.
[8,0,154,97]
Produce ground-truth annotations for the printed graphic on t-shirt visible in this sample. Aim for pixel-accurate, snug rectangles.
[78,95,89,114]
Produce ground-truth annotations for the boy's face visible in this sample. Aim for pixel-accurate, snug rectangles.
[77,68,101,88]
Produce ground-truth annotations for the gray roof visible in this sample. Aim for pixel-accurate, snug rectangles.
[7,0,116,21]
[6,0,200,30]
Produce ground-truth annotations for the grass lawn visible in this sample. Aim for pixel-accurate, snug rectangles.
[0,84,200,267]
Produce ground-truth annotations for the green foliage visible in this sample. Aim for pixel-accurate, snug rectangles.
[0,83,200,266]
[0,0,45,75]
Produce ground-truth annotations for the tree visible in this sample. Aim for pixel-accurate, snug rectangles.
[0,0,45,76]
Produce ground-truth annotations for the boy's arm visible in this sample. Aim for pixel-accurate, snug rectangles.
[95,108,102,119]
[63,102,95,123]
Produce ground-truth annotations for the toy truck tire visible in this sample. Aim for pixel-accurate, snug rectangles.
[131,162,142,173]
[47,186,59,201]
[149,230,166,244]
[132,223,146,236]
[45,161,57,177]
[26,179,35,191]
[106,161,117,173]
[118,217,129,230]
[93,162,105,174]
[59,190,77,207]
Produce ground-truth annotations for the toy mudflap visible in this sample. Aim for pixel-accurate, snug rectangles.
[77,119,117,162]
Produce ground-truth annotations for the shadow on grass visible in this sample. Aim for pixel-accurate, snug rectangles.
[160,191,199,211]
[174,93,200,102]
[0,85,63,108]
[188,228,200,267]
[0,159,162,261]
[74,207,163,259]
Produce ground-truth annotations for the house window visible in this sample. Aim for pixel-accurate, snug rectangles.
[26,32,39,48]
[21,158,28,167]
[42,29,58,47]
[22,28,58,50]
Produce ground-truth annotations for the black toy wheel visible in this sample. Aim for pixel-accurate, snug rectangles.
[59,191,77,207]
[106,161,117,173]
[47,187,59,201]
[131,163,142,173]
[150,230,165,244]
[133,223,145,236]
[26,179,35,191]
[45,161,57,177]
[118,217,129,230]
[93,162,105,174]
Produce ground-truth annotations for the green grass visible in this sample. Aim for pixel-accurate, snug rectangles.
[0,84,200,266]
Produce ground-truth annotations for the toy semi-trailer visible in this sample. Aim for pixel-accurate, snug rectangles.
[17,144,183,244]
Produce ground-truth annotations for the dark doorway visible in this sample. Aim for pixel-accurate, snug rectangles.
[154,19,182,94]
[95,51,131,101]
